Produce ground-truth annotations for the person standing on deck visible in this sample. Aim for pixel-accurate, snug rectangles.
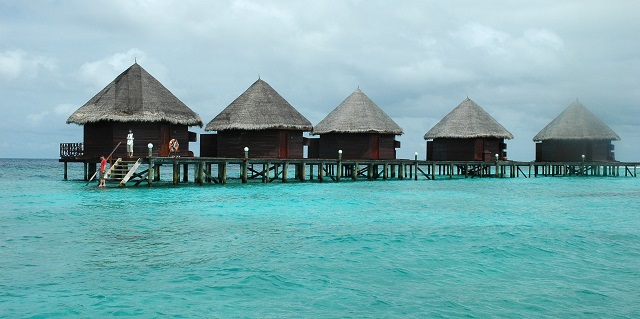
[98,156,107,187]
[126,130,134,157]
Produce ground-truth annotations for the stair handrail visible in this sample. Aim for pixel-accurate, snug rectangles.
[119,158,143,187]
[85,142,123,186]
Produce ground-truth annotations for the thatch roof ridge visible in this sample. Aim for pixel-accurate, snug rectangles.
[66,63,203,126]
[312,88,403,135]
[423,98,513,139]
[533,100,620,141]
[205,78,312,131]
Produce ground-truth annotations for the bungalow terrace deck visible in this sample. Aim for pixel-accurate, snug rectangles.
[60,154,639,187]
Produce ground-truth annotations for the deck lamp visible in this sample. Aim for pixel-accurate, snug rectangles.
[495,154,499,162]
[415,152,418,161]
[582,154,585,162]
[147,143,153,157]
[244,147,249,159]
[338,149,342,161]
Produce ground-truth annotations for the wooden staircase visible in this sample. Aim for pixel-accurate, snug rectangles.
[106,158,143,187]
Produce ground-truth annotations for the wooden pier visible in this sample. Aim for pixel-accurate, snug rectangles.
[65,157,638,187]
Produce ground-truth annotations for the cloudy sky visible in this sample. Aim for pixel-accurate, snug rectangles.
[1,0,638,161]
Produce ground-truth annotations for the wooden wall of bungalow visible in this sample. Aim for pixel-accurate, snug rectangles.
[427,138,507,161]
[200,129,305,158]
[307,133,400,160]
[535,140,615,162]
[83,121,196,160]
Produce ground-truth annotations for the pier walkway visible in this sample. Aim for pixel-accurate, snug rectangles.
[64,157,639,187]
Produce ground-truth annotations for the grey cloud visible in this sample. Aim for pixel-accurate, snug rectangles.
[0,0,638,161]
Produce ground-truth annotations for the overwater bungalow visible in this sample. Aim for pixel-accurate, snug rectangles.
[64,62,203,161]
[423,98,513,161]
[201,79,312,158]
[309,88,403,160]
[533,100,620,162]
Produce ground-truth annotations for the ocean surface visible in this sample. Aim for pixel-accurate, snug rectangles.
[1,158,639,318]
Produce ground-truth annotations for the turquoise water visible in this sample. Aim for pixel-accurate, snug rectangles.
[1,159,639,318]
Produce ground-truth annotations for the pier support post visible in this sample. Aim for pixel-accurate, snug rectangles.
[431,162,436,180]
[241,161,248,183]
[398,163,404,180]
[154,164,161,181]
[337,150,342,182]
[63,162,68,180]
[173,158,179,185]
[197,163,204,186]
[319,162,324,182]
[220,162,227,184]
[242,147,249,183]
[282,162,288,182]
[383,163,388,180]
[414,153,418,181]
[148,160,153,187]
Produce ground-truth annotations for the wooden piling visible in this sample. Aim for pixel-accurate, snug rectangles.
[148,160,153,187]
[197,163,204,185]
[172,158,179,185]
[241,160,248,183]
[154,164,160,181]
[282,162,289,183]
[220,162,227,184]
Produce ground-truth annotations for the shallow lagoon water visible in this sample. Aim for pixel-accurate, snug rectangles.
[1,159,639,318]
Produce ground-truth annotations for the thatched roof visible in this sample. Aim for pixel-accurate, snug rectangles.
[423,98,513,140]
[205,79,312,131]
[66,63,203,126]
[312,88,403,135]
[533,100,620,141]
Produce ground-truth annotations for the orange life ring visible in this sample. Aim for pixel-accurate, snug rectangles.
[169,139,179,153]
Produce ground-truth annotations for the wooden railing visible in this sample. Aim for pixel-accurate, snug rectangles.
[60,143,84,158]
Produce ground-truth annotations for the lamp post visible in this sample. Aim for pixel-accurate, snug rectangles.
[414,152,418,180]
[581,154,585,176]
[147,143,154,186]
[337,150,343,182]
[242,147,249,183]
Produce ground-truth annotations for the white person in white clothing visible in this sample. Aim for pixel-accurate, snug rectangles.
[126,130,134,157]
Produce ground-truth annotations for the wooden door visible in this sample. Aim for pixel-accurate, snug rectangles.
[160,124,170,156]
[372,135,380,159]
[279,131,289,158]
